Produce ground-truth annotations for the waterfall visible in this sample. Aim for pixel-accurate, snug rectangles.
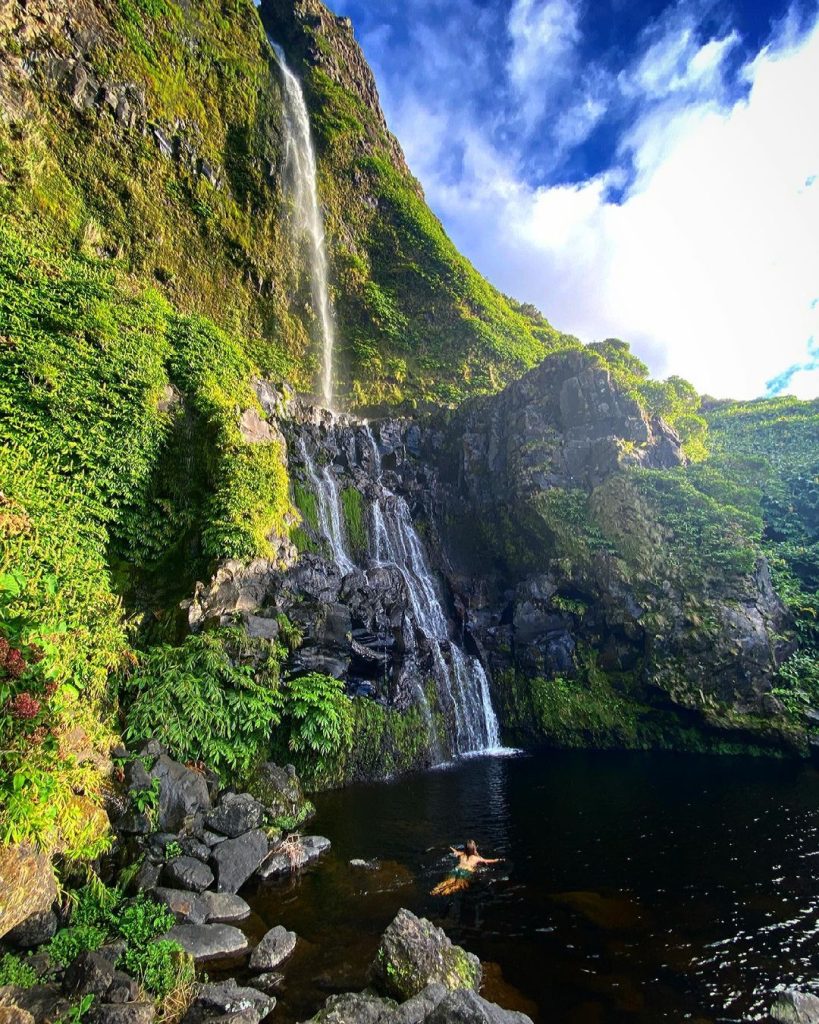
[297,437,355,575]
[363,426,502,755]
[273,44,337,410]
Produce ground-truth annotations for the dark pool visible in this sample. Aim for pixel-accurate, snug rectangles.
[244,750,819,1023]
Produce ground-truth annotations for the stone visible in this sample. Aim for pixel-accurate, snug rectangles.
[0,1009,34,1024]
[197,892,250,923]
[129,860,161,894]
[151,888,206,926]
[182,980,275,1024]
[105,973,140,1005]
[425,990,533,1024]
[87,1004,156,1024]
[0,845,57,940]
[772,990,819,1024]
[256,835,330,880]
[164,924,248,962]
[370,909,481,1002]
[248,926,297,971]
[162,857,214,893]
[205,794,265,838]
[2,985,70,1022]
[150,756,211,832]
[63,951,115,999]
[178,837,213,864]
[390,983,447,1024]
[210,829,268,894]
[245,973,284,995]
[6,911,57,948]
[300,992,395,1024]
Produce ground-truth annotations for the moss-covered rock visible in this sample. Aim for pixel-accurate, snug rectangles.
[370,909,481,1002]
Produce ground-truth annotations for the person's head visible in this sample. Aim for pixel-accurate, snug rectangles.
[465,839,478,856]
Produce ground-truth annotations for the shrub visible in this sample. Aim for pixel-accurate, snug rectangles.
[123,628,282,779]
[120,940,193,1000]
[114,893,177,948]
[0,952,40,988]
[277,673,354,784]
[47,925,107,968]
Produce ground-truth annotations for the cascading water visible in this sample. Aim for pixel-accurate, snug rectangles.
[273,43,337,410]
[363,426,501,755]
[297,437,355,576]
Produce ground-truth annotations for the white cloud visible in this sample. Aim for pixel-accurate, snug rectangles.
[507,0,582,126]
[419,13,819,400]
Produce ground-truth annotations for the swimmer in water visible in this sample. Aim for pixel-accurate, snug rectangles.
[430,839,503,896]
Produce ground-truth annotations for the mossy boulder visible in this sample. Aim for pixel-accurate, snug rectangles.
[0,844,57,940]
[370,909,481,1002]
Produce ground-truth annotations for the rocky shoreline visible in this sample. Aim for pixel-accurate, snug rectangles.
[0,746,532,1024]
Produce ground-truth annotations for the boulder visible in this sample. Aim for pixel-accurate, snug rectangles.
[248,926,297,971]
[182,980,275,1024]
[63,951,115,998]
[211,829,268,893]
[300,992,395,1024]
[151,888,206,926]
[150,756,211,832]
[425,990,533,1024]
[390,983,447,1023]
[0,984,70,1022]
[0,845,57,940]
[105,973,140,1005]
[161,857,214,893]
[247,764,312,825]
[370,909,481,1001]
[205,794,265,839]
[197,892,250,923]
[245,973,283,996]
[164,924,248,962]
[257,835,330,880]
[0,1008,35,1024]
[87,1005,155,1024]
[5,911,57,948]
[772,990,819,1024]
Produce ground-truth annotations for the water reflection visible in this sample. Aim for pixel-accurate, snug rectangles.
[244,752,819,1023]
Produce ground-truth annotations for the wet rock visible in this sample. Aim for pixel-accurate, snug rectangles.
[205,794,265,838]
[105,973,140,1005]
[211,829,269,893]
[128,860,161,894]
[300,992,395,1024]
[0,845,57,940]
[370,909,481,1001]
[182,980,275,1024]
[150,755,211,832]
[179,837,213,864]
[249,926,297,971]
[390,983,447,1023]
[245,973,284,995]
[6,911,57,948]
[162,857,214,893]
[256,835,330,879]
[197,892,250,923]
[772,990,819,1024]
[164,924,248,962]
[425,989,533,1024]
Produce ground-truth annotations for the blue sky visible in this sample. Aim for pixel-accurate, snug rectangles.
[325,0,819,399]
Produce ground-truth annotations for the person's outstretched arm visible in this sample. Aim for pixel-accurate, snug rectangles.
[479,856,503,864]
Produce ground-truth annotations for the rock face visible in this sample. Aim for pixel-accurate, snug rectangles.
[0,845,57,940]
[371,909,481,1002]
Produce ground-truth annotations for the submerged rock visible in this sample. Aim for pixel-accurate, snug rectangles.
[182,980,275,1024]
[370,909,481,1001]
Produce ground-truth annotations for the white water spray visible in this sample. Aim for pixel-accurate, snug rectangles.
[274,44,337,409]
[297,437,355,575]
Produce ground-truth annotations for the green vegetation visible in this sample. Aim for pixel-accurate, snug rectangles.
[123,628,284,779]
[341,486,368,559]
[0,952,40,988]
[274,672,355,786]
[0,222,293,854]
[706,397,819,715]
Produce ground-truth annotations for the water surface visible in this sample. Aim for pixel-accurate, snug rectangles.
[246,751,819,1022]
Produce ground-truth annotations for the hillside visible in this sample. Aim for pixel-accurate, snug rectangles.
[0,0,817,959]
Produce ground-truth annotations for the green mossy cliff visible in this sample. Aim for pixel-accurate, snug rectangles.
[0,0,816,879]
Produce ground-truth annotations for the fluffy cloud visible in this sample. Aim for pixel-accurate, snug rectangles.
[402,9,819,399]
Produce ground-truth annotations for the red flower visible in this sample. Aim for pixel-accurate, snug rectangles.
[4,649,26,679]
[0,637,9,663]
[29,725,48,745]
[28,645,45,664]
[8,691,40,719]
[43,681,58,698]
